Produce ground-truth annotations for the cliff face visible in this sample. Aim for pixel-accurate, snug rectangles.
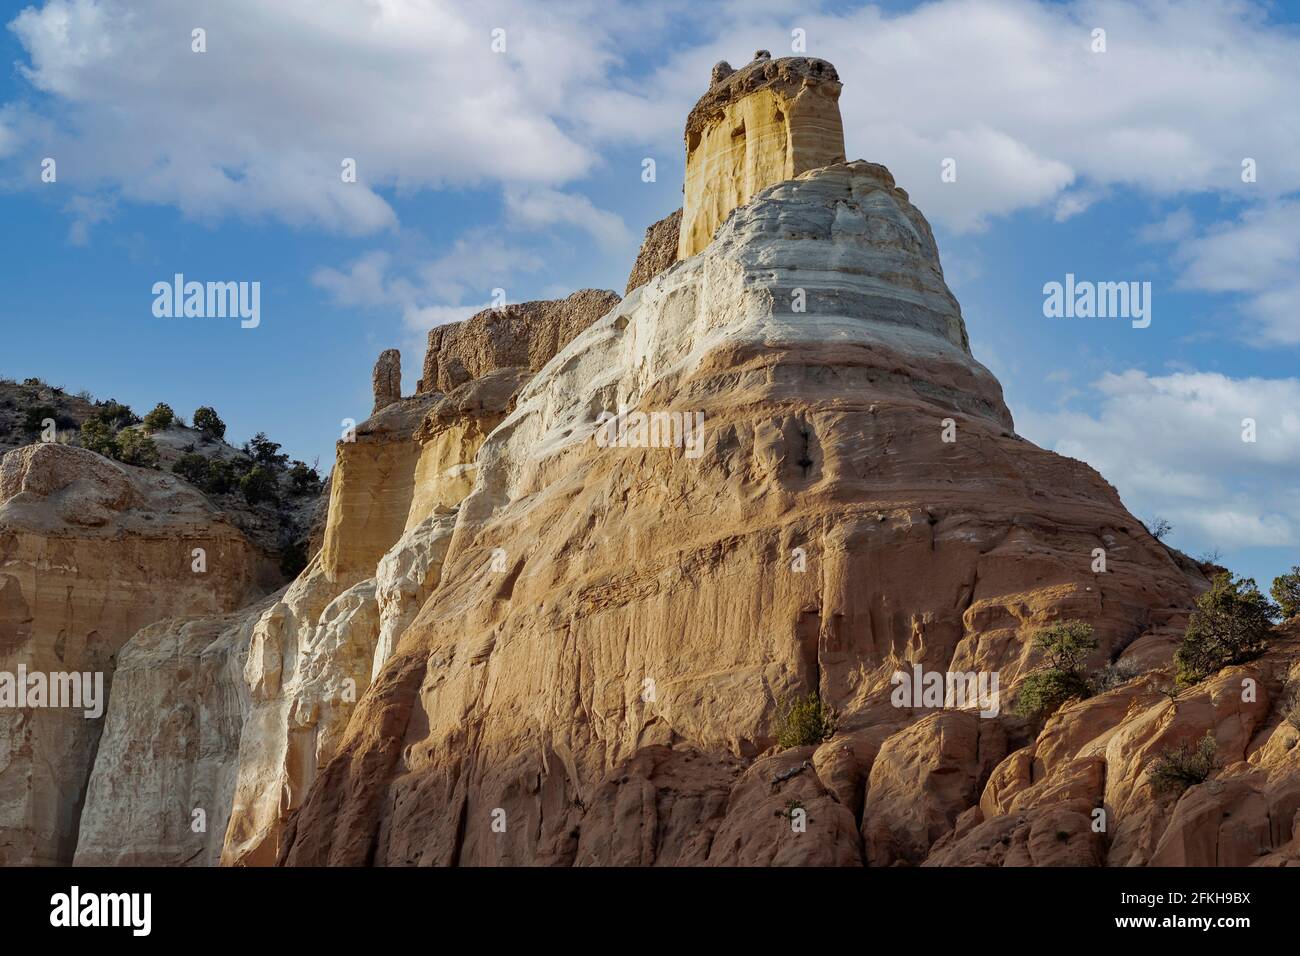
[417,290,621,395]
[69,291,620,866]
[626,208,682,295]
[679,53,846,260]
[0,444,269,864]
[271,161,1240,867]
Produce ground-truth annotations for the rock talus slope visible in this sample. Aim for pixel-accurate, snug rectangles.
[276,161,1225,867]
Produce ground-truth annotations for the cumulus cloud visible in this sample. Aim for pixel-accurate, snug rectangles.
[1019,369,1300,549]
[503,186,632,248]
[312,231,549,383]
[4,0,617,232]
[7,0,1300,237]
[1167,200,1300,344]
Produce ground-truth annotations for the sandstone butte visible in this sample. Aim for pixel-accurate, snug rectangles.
[3,53,1298,868]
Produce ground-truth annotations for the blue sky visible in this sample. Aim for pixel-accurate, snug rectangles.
[1,0,1298,590]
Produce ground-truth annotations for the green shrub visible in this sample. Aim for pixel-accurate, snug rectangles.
[1272,566,1300,620]
[115,428,159,468]
[93,399,139,430]
[141,402,177,433]
[192,406,226,441]
[245,432,288,470]
[22,405,58,433]
[171,453,210,486]
[1013,620,1098,719]
[1174,573,1276,688]
[201,459,238,495]
[79,419,119,458]
[775,693,835,749]
[1031,620,1097,671]
[1149,732,1217,794]
[240,465,279,505]
[287,460,322,496]
[1014,667,1092,719]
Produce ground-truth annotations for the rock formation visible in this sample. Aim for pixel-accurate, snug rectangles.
[70,289,622,866]
[372,349,402,414]
[16,52,1298,870]
[625,208,682,295]
[272,159,1225,867]
[417,290,620,394]
[679,52,846,259]
[0,444,270,864]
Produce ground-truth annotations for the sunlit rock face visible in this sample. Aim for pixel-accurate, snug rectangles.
[275,160,1211,867]
[0,443,268,865]
[679,53,846,260]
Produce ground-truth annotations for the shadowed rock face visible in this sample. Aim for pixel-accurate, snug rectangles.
[272,161,1228,868]
[626,208,682,295]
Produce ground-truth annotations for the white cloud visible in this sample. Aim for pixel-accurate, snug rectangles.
[1139,207,1195,245]
[4,0,614,232]
[577,0,1300,233]
[503,186,631,248]
[1166,200,1300,344]
[313,231,550,384]
[63,192,115,244]
[8,0,1300,237]
[1019,369,1300,549]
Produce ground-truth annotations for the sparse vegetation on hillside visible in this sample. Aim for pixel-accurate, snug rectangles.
[142,402,178,432]
[4,378,325,586]
[93,399,140,431]
[115,428,160,468]
[239,465,279,506]
[1174,573,1276,688]
[1143,516,1173,541]
[1272,566,1300,620]
[1013,619,1098,719]
[192,406,226,441]
[1149,732,1217,794]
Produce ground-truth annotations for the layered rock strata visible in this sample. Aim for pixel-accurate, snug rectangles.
[275,161,1217,867]
[679,52,846,259]
[76,292,614,865]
